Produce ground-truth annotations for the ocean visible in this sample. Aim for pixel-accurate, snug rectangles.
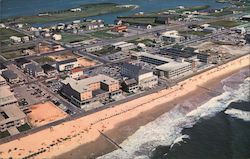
[98,68,250,159]
[1,0,228,24]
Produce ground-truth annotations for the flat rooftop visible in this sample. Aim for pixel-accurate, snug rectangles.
[156,60,191,72]
[0,103,26,126]
[62,74,119,93]
[136,52,174,63]
[0,85,17,106]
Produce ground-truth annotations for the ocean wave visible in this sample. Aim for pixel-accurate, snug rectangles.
[97,77,250,159]
[224,108,250,122]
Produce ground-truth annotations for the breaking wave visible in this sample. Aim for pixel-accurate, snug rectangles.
[225,108,250,122]
[98,72,250,159]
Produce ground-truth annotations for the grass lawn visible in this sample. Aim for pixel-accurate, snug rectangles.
[34,56,55,64]
[17,123,31,132]
[210,20,241,28]
[89,30,122,39]
[60,33,90,43]
[93,46,119,56]
[119,17,158,25]
[1,51,24,59]
[180,30,210,36]
[0,28,24,41]
[0,28,25,46]
[4,3,135,24]
[0,130,10,139]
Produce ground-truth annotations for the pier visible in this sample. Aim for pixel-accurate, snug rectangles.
[98,130,125,151]
[197,85,222,96]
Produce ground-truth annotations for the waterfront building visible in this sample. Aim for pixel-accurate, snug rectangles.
[121,62,158,90]
[60,74,121,108]
[85,22,104,30]
[112,25,128,32]
[121,78,139,93]
[155,58,193,79]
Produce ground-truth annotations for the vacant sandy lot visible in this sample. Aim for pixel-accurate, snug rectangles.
[191,42,250,55]
[49,52,78,62]
[28,102,68,127]
[77,57,96,67]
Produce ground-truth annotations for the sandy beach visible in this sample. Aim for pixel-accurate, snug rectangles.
[0,54,249,159]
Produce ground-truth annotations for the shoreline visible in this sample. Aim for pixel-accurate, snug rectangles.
[57,65,249,159]
[0,54,249,159]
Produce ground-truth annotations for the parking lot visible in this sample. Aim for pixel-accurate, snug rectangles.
[85,63,123,80]
[46,80,63,93]
[14,84,48,108]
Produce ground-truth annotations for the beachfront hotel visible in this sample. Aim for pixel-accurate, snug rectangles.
[121,62,158,90]
[60,74,122,108]
[132,52,194,79]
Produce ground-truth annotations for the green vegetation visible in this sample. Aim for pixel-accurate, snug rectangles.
[93,46,119,56]
[60,33,90,43]
[1,43,36,59]
[118,5,209,25]
[180,30,210,36]
[4,3,136,24]
[0,28,25,46]
[119,17,157,25]
[17,123,31,132]
[1,51,25,59]
[174,5,210,13]
[210,20,241,28]
[0,130,10,139]
[89,30,122,39]
[34,56,55,64]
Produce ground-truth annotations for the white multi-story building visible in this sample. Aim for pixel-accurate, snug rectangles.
[56,58,79,72]
[121,63,158,90]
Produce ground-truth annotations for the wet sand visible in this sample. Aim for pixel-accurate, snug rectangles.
[56,65,248,159]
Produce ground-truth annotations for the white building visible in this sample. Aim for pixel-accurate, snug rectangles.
[85,45,103,52]
[52,34,62,41]
[21,36,30,42]
[85,22,105,30]
[121,63,158,90]
[160,30,184,43]
[112,41,136,51]
[0,23,6,28]
[156,58,193,79]
[56,58,79,72]
[70,8,82,12]
[10,36,21,43]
